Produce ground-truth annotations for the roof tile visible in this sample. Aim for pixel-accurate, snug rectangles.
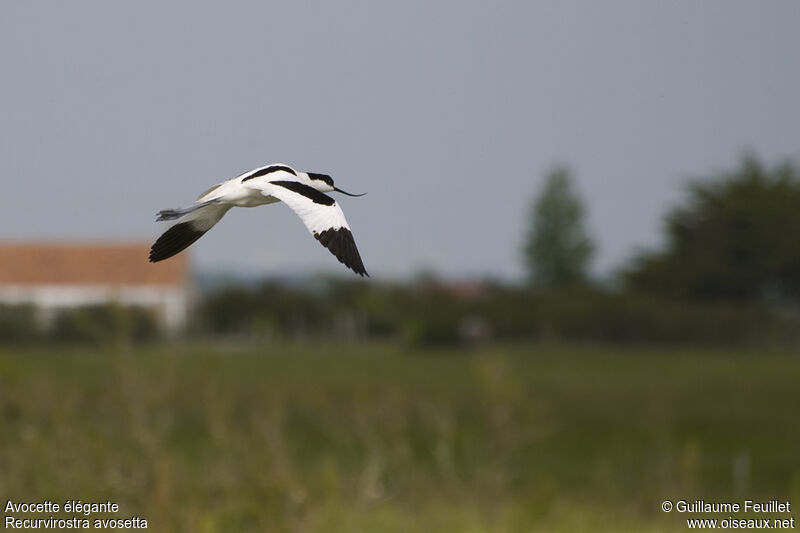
[0,243,188,286]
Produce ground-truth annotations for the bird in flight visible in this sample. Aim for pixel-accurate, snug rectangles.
[149,164,368,276]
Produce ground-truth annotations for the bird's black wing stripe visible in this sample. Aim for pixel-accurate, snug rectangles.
[241,165,296,182]
[149,222,207,262]
[314,227,368,276]
[271,180,335,206]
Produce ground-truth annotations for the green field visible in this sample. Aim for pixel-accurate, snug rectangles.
[1,343,798,532]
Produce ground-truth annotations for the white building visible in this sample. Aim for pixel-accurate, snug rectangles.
[0,242,191,332]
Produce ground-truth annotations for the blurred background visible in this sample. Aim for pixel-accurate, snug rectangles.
[1,1,799,531]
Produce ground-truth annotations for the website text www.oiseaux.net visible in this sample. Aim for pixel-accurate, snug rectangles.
[662,499,794,529]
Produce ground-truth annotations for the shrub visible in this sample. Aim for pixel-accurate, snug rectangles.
[49,304,161,346]
[0,304,39,344]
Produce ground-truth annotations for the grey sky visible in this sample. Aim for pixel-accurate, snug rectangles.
[2,1,799,280]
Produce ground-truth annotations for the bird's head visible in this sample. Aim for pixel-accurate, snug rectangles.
[303,172,366,197]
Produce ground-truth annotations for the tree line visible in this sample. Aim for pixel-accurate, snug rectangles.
[525,154,800,307]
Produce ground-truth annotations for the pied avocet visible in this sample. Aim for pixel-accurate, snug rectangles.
[149,164,368,276]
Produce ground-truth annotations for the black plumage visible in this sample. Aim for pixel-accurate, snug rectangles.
[241,165,296,182]
[314,227,368,276]
[271,180,335,206]
[149,222,207,263]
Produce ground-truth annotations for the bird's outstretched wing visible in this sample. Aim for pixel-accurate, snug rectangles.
[252,180,368,276]
[149,202,231,262]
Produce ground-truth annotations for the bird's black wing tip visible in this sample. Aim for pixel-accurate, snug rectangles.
[314,227,368,278]
[351,267,369,277]
[149,222,207,263]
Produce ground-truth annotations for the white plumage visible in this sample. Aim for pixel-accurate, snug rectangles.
[149,164,368,276]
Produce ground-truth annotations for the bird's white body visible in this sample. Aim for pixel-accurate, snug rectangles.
[150,164,368,276]
[197,169,281,206]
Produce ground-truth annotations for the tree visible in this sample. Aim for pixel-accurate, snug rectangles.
[523,166,594,288]
[624,155,800,303]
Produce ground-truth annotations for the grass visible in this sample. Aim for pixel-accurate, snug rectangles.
[0,342,798,531]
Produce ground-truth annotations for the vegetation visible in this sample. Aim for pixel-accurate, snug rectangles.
[5,280,799,348]
[50,303,161,346]
[0,303,161,346]
[1,343,798,532]
[624,155,800,303]
[0,304,38,344]
[523,166,594,288]
[196,280,800,347]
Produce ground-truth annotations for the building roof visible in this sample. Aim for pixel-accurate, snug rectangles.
[0,243,188,286]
